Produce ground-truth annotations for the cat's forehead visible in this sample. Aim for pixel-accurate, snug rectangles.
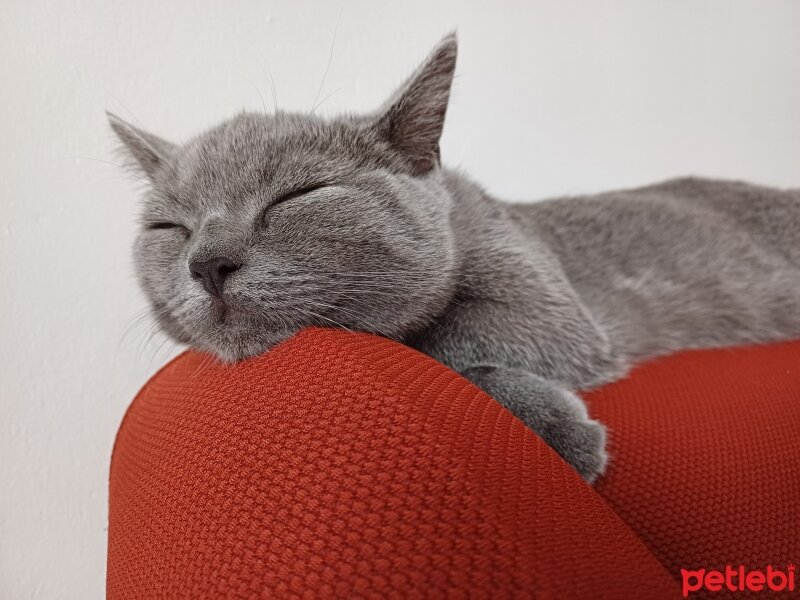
[197,112,332,150]
[170,112,375,197]
[185,114,333,172]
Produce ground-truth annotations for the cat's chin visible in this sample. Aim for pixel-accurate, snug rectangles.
[196,326,299,363]
[175,300,281,361]
[165,294,310,361]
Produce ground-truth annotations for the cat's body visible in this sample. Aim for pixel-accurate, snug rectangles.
[427,173,800,375]
[516,177,800,363]
[110,35,800,482]
[404,172,800,478]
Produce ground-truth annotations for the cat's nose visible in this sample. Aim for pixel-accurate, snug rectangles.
[189,257,240,298]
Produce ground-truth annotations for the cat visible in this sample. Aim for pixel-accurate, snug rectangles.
[110,34,800,482]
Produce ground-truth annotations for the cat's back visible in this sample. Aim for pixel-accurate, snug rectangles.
[509,176,800,270]
[501,176,800,357]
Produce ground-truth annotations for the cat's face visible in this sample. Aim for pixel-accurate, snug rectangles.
[111,35,458,361]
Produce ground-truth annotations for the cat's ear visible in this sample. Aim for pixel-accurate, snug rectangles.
[371,33,457,176]
[107,112,176,181]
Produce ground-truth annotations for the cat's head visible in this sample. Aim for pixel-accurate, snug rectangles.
[111,34,459,361]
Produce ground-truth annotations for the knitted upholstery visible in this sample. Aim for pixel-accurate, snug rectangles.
[108,328,800,598]
[587,339,800,597]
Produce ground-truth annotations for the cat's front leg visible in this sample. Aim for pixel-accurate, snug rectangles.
[462,366,608,483]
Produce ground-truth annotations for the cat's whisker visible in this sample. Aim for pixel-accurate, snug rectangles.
[255,50,278,111]
[119,306,176,362]
[118,308,154,348]
[147,334,171,368]
[310,88,341,115]
[143,322,172,358]
[321,288,403,298]
[187,352,217,381]
[249,82,269,115]
[310,12,340,114]
[302,299,367,324]
[294,306,353,333]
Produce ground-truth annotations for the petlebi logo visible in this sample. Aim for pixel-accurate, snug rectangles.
[681,564,796,597]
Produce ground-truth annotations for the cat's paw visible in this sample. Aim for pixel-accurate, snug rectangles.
[509,382,609,483]
[548,413,608,483]
[461,366,609,483]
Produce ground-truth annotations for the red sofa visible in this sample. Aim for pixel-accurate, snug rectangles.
[107,328,800,598]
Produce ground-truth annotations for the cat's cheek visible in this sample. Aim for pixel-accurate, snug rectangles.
[133,231,191,307]
[153,309,193,345]
[263,209,309,244]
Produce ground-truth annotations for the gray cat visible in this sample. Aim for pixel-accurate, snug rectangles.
[110,34,800,482]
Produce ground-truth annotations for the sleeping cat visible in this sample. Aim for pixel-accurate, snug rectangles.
[110,34,800,482]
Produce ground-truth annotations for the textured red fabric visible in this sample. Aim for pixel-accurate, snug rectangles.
[108,328,680,599]
[587,340,800,599]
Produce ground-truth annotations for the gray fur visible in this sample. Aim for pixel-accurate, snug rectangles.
[110,34,800,482]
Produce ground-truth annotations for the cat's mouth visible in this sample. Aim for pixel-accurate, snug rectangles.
[181,290,313,361]
[209,297,230,324]
[189,301,298,362]
[189,294,243,333]
[201,294,279,332]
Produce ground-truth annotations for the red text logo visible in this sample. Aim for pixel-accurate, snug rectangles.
[681,564,796,596]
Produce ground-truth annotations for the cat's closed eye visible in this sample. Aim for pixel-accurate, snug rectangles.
[262,183,329,225]
[273,184,329,207]
[147,222,191,236]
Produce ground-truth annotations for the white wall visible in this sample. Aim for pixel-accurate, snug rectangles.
[1,1,798,598]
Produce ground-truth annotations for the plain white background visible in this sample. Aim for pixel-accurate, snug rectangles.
[1,1,799,597]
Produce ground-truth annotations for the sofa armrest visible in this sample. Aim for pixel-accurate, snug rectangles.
[108,327,679,598]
